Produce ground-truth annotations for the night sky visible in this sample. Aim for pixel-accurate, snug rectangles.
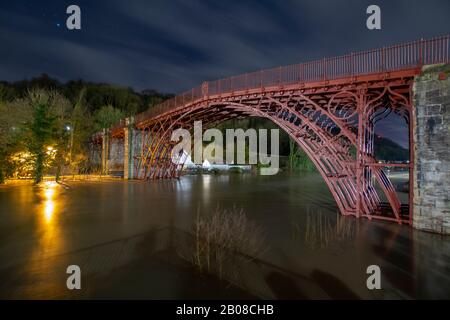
[0,0,449,147]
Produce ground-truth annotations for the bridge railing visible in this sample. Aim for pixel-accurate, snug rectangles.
[130,35,449,127]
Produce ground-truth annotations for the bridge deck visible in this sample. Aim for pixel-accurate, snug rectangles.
[98,35,449,136]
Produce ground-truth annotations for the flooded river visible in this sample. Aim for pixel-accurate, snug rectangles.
[0,173,449,299]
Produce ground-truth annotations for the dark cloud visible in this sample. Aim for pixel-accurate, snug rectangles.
[0,0,449,92]
[1,0,448,147]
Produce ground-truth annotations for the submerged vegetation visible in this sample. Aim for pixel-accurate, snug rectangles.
[178,207,266,281]
[304,211,355,249]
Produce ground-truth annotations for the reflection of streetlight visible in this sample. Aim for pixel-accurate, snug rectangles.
[43,181,57,223]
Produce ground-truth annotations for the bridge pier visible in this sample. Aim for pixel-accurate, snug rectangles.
[124,116,139,180]
[413,64,450,234]
[101,129,110,175]
[98,119,140,178]
[109,136,124,176]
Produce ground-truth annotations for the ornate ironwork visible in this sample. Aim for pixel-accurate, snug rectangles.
[94,35,450,225]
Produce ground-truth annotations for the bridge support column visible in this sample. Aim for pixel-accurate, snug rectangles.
[413,63,450,235]
[101,128,110,175]
[124,117,136,180]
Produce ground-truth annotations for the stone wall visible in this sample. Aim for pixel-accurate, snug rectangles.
[124,123,142,179]
[108,137,124,172]
[413,64,450,234]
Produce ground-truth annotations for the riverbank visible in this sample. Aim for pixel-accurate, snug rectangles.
[1,174,122,186]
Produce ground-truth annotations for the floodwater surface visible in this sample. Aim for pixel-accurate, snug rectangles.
[0,173,448,299]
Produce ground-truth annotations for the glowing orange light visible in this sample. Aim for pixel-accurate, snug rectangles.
[42,181,57,223]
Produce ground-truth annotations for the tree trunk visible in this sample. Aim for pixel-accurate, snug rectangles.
[34,152,44,184]
[55,164,61,182]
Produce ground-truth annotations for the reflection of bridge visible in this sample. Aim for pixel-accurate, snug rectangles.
[91,36,450,229]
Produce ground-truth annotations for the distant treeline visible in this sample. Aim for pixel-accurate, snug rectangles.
[0,74,173,116]
[373,135,409,162]
[0,74,173,183]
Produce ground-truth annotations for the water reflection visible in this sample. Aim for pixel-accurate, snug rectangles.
[36,182,65,256]
[0,173,448,299]
[0,181,69,298]
[43,182,57,223]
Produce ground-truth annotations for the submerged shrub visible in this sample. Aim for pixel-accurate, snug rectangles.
[304,211,355,249]
[186,206,266,279]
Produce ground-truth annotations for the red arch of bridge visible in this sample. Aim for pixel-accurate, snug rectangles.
[93,36,450,225]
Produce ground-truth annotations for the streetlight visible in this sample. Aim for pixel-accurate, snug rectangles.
[65,124,74,167]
